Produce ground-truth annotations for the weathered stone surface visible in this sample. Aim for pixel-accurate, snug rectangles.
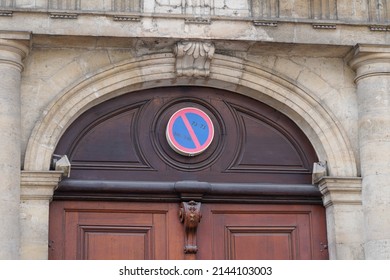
[0,33,30,259]
[20,171,62,259]
[348,45,390,259]
[318,177,363,259]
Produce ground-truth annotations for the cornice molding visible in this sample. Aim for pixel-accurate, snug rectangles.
[21,171,63,201]
[317,176,362,208]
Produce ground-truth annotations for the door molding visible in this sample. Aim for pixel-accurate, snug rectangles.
[55,179,322,204]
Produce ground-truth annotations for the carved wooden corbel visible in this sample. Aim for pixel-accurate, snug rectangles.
[179,200,202,254]
[174,41,215,77]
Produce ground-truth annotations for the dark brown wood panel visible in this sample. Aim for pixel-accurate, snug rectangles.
[197,204,328,260]
[49,201,185,260]
[225,226,297,260]
[82,226,152,260]
[53,86,317,185]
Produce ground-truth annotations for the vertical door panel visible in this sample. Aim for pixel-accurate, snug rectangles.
[49,201,184,260]
[197,204,328,260]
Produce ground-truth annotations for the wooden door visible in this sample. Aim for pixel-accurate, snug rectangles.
[49,201,186,260]
[197,204,328,260]
[49,86,328,260]
[49,201,328,260]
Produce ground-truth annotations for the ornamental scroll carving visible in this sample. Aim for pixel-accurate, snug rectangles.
[179,200,202,254]
[174,41,215,77]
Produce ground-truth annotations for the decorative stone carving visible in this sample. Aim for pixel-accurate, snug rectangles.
[253,20,278,27]
[184,17,211,24]
[179,200,202,254]
[113,15,141,21]
[0,11,12,17]
[370,25,390,31]
[49,13,78,19]
[312,23,337,29]
[174,41,215,77]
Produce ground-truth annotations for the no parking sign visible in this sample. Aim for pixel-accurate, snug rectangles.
[166,107,214,156]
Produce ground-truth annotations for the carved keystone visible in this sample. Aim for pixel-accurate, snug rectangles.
[174,41,215,77]
[179,200,202,254]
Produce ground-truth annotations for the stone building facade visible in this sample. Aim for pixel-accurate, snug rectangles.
[0,0,390,260]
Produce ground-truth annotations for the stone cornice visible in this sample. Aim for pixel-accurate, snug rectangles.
[317,176,362,208]
[20,171,63,201]
[0,12,389,46]
[0,31,31,41]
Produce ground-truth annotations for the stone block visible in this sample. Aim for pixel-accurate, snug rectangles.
[79,0,111,11]
[337,0,369,22]
[279,0,310,19]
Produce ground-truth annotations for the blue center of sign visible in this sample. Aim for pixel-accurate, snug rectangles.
[172,112,209,149]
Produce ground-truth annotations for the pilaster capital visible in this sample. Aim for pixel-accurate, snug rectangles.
[317,176,362,208]
[0,31,31,71]
[21,171,63,201]
[346,44,390,82]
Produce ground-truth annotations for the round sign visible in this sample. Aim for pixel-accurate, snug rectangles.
[166,107,214,156]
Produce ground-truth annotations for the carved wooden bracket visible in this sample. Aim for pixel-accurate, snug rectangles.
[174,41,215,77]
[179,200,202,254]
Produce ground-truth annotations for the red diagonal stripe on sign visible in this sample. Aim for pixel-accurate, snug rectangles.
[178,112,201,149]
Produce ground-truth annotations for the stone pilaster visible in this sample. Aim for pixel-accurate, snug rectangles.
[348,44,390,259]
[20,171,63,259]
[318,177,363,259]
[0,32,30,259]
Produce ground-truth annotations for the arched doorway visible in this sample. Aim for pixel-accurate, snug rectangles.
[48,86,328,260]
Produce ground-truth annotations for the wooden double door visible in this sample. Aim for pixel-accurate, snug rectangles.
[49,201,327,260]
[49,86,328,260]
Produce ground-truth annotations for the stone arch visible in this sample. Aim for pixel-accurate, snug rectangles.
[24,53,357,177]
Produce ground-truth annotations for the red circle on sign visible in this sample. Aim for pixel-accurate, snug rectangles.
[166,107,214,156]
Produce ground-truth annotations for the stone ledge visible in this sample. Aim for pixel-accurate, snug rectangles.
[317,176,362,207]
[0,31,31,41]
[21,171,63,200]
[0,11,389,46]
